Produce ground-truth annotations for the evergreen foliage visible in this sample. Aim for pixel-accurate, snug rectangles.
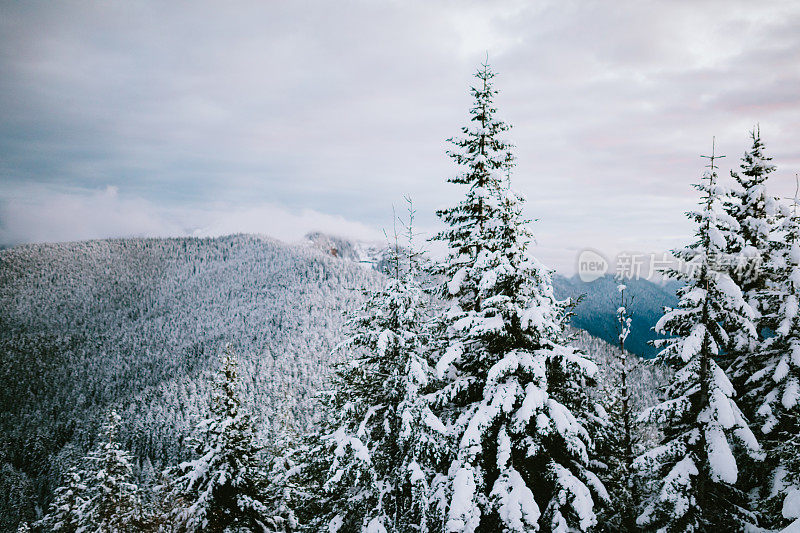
[167,348,270,532]
[429,63,606,533]
[432,62,514,291]
[721,128,779,307]
[741,181,800,529]
[298,223,444,532]
[593,285,640,532]
[80,410,141,532]
[637,153,763,531]
[35,466,88,532]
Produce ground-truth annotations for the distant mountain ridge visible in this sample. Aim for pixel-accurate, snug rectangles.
[553,274,679,358]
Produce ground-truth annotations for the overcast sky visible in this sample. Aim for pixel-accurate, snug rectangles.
[1,0,799,272]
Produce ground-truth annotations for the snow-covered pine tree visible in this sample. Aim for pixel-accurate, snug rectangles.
[35,466,88,532]
[260,381,303,533]
[302,216,443,533]
[720,128,779,318]
[636,144,763,531]
[167,348,270,531]
[261,441,300,533]
[429,62,606,533]
[723,128,780,404]
[777,428,800,530]
[594,284,639,532]
[81,410,141,532]
[741,179,800,529]
[719,130,795,527]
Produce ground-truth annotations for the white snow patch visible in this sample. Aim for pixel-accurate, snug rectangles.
[784,488,800,520]
[490,468,540,531]
[329,515,344,533]
[447,467,479,533]
[706,425,738,484]
[783,378,799,410]
[437,342,463,379]
[366,517,387,533]
[448,268,468,295]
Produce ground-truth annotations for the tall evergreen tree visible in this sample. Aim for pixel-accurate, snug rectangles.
[432,61,513,296]
[741,182,800,529]
[429,62,606,533]
[80,410,141,532]
[721,130,796,528]
[637,147,763,531]
[167,348,270,531]
[301,225,443,532]
[723,129,780,395]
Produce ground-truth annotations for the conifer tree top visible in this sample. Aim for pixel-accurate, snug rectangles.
[433,61,514,264]
[733,127,776,187]
[721,128,778,293]
[168,347,267,532]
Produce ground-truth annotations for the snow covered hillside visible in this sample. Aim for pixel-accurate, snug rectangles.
[0,233,668,527]
[0,234,383,526]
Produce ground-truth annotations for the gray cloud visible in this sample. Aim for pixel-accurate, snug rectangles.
[1,0,799,271]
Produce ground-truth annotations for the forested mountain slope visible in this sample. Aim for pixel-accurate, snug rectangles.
[0,234,382,524]
[0,234,669,528]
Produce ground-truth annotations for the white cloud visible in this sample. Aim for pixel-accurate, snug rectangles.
[0,185,382,247]
[192,204,383,243]
[0,185,182,244]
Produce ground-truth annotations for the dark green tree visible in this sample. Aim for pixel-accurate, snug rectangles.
[741,180,800,529]
[637,145,762,531]
[594,285,641,532]
[81,410,141,532]
[428,62,606,533]
[167,348,269,531]
[294,209,443,532]
[34,466,87,532]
